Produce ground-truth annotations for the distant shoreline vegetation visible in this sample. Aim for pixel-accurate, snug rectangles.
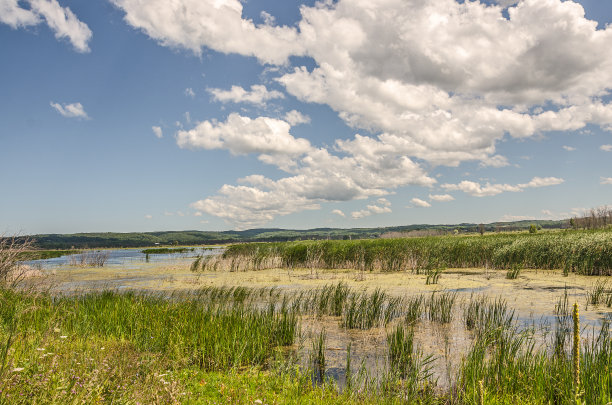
[16,250,80,261]
[141,247,194,255]
[23,219,569,249]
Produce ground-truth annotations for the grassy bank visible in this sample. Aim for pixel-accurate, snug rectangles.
[16,250,79,261]
[205,228,612,275]
[2,283,612,403]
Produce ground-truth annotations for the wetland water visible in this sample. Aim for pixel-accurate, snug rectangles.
[24,254,612,391]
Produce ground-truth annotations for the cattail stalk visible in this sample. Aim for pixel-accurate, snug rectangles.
[572,302,581,403]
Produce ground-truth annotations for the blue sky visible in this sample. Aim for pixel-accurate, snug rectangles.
[1,0,611,234]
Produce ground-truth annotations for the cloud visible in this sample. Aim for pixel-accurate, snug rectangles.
[0,0,39,27]
[441,176,564,197]
[601,177,612,185]
[185,114,434,227]
[499,214,535,222]
[562,145,576,151]
[410,198,431,208]
[50,101,88,118]
[351,198,392,219]
[184,87,195,98]
[110,0,304,64]
[112,0,612,169]
[518,176,565,188]
[130,0,612,227]
[191,184,320,229]
[284,110,311,126]
[600,144,612,152]
[144,214,153,219]
[30,0,92,52]
[208,85,284,106]
[1,0,92,52]
[331,209,345,217]
[277,0,612,167]
[429,193,454,202]
[152,126,162,138]
[176,113,311,156]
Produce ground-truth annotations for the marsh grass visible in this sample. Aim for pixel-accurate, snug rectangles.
[505,264,522,279]
[341,288,402,329]
[2,280,612,403]
[425,267,443,285]
[586,279,609,306]
[464,295,515,332]
[384,324,436,401]
[404,295,425,326]
[427,291,457,324]
[203,228,612,275]
[311,330,326,384]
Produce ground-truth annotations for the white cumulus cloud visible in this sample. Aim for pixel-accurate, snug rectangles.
[176,113,311,156]
[208,84,284,106]
[429,194,454,202]
[331,209,345,217]
[50,101,88,119]
[351,198,392,219]
[110,0,304,64]
[284,110,311,126]
[441,176,564,197]
[562,145,576,151]
[410,198,431,208]
[152,126,162,138]
[601,177,612,185]
[600,144,612,152]
[129,0,612,227]
[499,214,535,222]
[1,0,92,52]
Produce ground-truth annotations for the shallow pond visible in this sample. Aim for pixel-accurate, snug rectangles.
[23,261,612,392]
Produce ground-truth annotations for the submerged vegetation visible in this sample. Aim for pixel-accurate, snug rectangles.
[195,228,612,275]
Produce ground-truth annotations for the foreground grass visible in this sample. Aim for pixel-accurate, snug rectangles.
[2,284,611,404]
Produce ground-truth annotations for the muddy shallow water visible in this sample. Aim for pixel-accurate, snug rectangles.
[32,263,612,390]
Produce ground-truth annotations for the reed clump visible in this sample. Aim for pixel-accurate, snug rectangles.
[426,291,457,324]
[464,295,515,332]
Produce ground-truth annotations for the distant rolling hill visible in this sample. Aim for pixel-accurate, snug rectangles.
[27,219,568,249]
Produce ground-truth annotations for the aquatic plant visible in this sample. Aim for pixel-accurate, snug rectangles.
[505,264,522,279]
[586,279,608,306]
[427,291,456,324]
